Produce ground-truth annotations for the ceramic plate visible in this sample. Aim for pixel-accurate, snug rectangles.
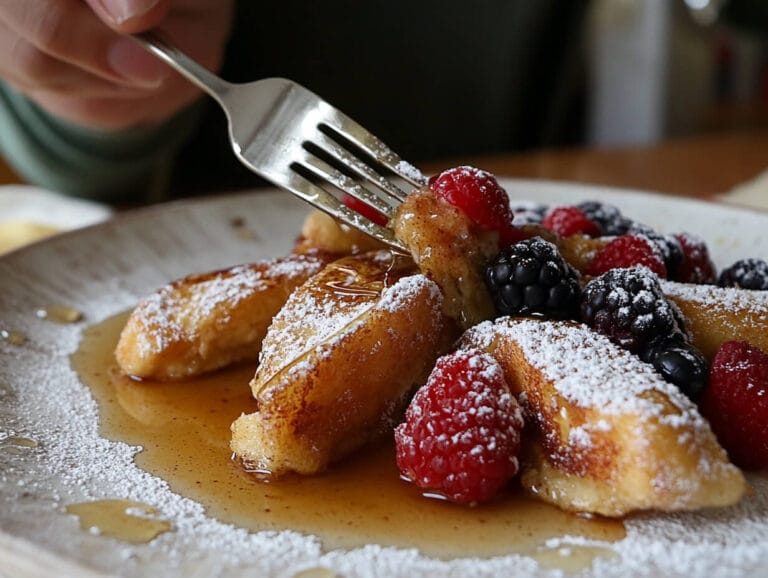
[1,181,767,578]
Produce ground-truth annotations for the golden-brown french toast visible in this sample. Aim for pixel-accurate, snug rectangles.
[661,280,768,359]
[393,186,497,328]
[115,253,334,380]
[230,250,455,476]
[294,209,386,255]
[460,317,745,517]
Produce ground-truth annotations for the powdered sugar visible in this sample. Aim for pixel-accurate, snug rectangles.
[132,255,324,358]
[2,188,768,577]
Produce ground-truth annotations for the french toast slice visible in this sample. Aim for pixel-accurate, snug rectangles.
[230,250,454,477]
[393,186,497,328]
[115,253,334,380]
[661,280,768,359]
[460,317,746,517]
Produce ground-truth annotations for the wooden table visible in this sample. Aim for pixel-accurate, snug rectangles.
[423,130,768,200]
[1,129,766,200]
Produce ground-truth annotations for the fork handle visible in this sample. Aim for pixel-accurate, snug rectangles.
[132,31,232,105]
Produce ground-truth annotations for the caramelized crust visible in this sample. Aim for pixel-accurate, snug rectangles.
[393,187,497,328]
[461,317,745,517]
[115,253,334,380]
[231,251,456,476]
[662,280,768,359]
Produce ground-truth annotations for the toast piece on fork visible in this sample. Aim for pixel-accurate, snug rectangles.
[231,250,454,476]
[294,209,387,255]
[460,317,745,517]
[115,252,334,380]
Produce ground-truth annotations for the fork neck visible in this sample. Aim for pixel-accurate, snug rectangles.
[132,31,232,104]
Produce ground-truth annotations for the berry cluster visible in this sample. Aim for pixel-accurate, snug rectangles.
[395,166,768,505]
[580,267,708,400]
[536,200,768,290]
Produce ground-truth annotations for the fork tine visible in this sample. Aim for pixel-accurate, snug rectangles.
[277,167,406,252]
[319,108,428,188]
[297,152,396,219]
[310,131,410,204]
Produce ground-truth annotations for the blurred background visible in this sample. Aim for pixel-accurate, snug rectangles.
[589,0,767,146]
[175,0,768,194]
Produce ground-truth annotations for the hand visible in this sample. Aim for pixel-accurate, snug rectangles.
[0,0,233,129]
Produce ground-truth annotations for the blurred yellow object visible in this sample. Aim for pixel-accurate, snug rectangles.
[0,221,61,254]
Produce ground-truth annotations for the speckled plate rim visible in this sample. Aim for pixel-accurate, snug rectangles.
[1,180,767,578]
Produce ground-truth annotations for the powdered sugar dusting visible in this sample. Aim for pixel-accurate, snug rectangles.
[662,279,768,313]
[2,189,768,577]
[467,318,702,420]
[132,255,324,358]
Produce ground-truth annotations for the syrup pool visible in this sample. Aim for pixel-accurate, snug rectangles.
[71,312,625,563]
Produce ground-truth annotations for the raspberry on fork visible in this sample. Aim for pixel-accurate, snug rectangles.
[429,166,522,246]
[394,348,524,505]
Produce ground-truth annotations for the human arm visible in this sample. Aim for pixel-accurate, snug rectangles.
[0,0,233,199]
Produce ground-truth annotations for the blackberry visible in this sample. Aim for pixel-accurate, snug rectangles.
[641,335,709,401]
[485,237,581,319]
[511,202,548,225]
[580,266,685,354]
[627,223,683,276]
[576,201,632,236]
[718,258,768,291]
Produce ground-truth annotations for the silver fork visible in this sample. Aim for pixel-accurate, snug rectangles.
[133,31,427,251]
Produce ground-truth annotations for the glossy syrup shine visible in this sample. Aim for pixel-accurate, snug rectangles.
[70,312,625,565]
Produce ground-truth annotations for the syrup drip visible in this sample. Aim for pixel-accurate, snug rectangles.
[0,328,27,345]
[71,312,625,566]
[36,304,83,324]
[1,436,39,455]
[65,499,172,544]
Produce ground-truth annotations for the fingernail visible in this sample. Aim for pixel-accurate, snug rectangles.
[98,0,159,24]
[108,36,167,88]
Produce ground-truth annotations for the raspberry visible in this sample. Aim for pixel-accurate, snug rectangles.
[588,235,667,278]
[341,194,388,227]
[699,341,768,469]
[718,258,768,291]
[576,201,632,236]
[580,266,684,353]
[542,206,601,238]
[394,348,524,505]
[673,233,717,284]
[484,237,581,319]
[429,166,518,245]
[641,335,708,401]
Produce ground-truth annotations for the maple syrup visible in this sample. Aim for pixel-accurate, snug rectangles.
[1,436,38,456]
[71,312,625,564]
[65,499,172,543]
[0,328,27,345]
[36,304,83,324]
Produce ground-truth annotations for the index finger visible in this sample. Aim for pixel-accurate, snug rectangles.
[84,0,171,33]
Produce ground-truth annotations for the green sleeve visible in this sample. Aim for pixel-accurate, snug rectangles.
[0,81,201,203]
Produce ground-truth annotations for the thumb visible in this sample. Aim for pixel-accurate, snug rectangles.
[85,0,172,33]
